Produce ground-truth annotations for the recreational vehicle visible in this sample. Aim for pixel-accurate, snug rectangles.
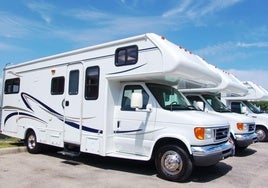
[180,64,257,151]
[222,81,268,142]
[0,33,233,182]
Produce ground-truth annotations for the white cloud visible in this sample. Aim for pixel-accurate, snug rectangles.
[26,1,55,24]
[162,0,242,19]
[237,42,268,48]
[227,69,268,90]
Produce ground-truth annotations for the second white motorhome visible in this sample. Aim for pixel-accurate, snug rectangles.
[180,64,257,151]
[222,81,268,142]
[0,33,233,182]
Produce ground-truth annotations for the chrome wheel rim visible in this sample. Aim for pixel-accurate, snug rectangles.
[161,150,182,175]
[27,134,36,149]
[256,129,266,141]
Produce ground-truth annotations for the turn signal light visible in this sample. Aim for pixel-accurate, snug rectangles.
[194,127,205,140]
[237,123,244,130]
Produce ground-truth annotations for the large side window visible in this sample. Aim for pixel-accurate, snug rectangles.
[69,70,79,95]
[121,85,149,111]
[85,66,99,100]
[4,78,20,94]
[115,45,138,66]
[51,76,65,95]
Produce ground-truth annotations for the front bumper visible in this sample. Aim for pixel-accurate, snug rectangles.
[235,132,258,147]
[191,141,234,166]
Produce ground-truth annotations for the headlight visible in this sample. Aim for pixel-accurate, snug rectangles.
[237,123,248,131]
[194,127,213,140]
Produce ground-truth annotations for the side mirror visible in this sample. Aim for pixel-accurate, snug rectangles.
[131,92,143,109]
[241,106,248,114]
[195,101,205,111]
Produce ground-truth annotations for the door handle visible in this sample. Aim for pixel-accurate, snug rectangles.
[62,99,70,108]
[62,99,65,109]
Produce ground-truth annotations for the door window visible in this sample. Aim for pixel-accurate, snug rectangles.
[121,85,149,111]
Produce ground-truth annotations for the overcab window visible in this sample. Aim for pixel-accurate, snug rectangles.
[115,45,138,66]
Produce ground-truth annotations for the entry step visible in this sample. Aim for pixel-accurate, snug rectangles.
[58,150,80,157]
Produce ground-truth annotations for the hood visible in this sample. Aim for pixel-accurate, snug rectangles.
[156,109,229,127]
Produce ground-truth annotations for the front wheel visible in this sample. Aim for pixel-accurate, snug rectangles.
[25,131,41,154]
[256,127,268,142]
[155,145,193,182]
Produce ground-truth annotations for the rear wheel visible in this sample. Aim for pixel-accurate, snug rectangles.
[25,131,41,154]
[155,145,193,182]
[256,127,268,142]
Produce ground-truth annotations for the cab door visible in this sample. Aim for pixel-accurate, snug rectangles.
[63,63,83,145]
[114,84,156,156]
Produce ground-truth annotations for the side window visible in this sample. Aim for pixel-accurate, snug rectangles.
[231,102,242,113]
[115,45,138,66]
[121,85,149,111]
[186,96,203,104]
[4,78,20,94]
[51,76,65,95]
[85,66,99,100]
[69,70,79,95]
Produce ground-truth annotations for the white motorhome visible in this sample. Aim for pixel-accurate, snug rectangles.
[222,81,268,142]
[180,64,257,151]
[0,33,233,182]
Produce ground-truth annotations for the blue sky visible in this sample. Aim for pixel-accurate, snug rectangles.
[1,0,268,89]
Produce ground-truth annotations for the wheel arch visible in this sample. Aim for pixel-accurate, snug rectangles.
[151,137,191,161]
[24,128,35,140]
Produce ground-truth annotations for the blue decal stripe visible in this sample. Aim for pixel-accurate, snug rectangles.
[65,121,80,129]
[82,126,103,134]
[21,92,62,116]
[114,129,142,134]
[4,112,19,125]
[4,112,46,125]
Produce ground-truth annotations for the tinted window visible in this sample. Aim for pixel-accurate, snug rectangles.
[85,66,99,100]
[51,77,65,95]
[69,70,79,95]
[121,85,149,111]
[4,78,20,94]
[231,102,242,113]
[115,45,138,66]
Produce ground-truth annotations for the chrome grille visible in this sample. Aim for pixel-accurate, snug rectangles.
[248,124,255,132]
[215,127,229,140]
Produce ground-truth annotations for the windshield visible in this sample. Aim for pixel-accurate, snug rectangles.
[146,83,196,111]
[202,94,230,112]
[243,101,264,114]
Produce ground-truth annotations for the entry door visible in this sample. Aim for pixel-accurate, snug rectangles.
[63,63,83,145]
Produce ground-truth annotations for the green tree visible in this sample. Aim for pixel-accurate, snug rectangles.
[252,101,268,112]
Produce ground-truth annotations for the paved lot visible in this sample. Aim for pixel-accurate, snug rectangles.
[0,142,268,188]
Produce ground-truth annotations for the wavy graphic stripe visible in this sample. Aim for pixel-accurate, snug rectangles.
[107,63,147,75]
[4,112,46,125]
[114,129,142,134]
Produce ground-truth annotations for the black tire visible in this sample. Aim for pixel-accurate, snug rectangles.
[155,145,193,182]
[255,127,268,142]
[25,131,41,154]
